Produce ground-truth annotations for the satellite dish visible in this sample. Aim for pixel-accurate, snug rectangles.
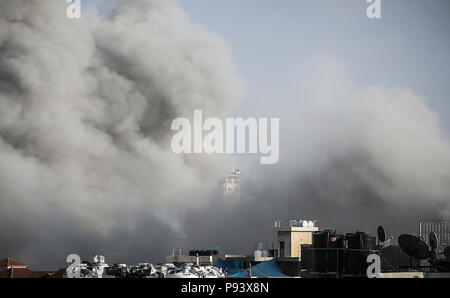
[444,246,450,262]
[429,232,439,251]
[377,226,386,243]
[398,234,430,260]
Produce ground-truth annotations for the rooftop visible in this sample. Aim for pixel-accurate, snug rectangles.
[0,258,28,268]
[274,219,318,228]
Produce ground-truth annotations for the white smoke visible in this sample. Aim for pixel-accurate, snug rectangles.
[178,55,450,257]
[281,55,450,219]
[0,0,243,258]
[1,1,449,268]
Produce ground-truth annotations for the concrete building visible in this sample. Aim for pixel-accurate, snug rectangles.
[223,168,241,201]
[0,258,28,271]
[166,250,219,266]
[274,220,319,260]
[0,258,65,278]
[166,255,218,266]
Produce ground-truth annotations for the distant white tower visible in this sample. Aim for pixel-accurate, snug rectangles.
[223,168,241,201]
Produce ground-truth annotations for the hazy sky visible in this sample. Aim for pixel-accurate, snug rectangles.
[87,0,450,127]
[178,0,450,129]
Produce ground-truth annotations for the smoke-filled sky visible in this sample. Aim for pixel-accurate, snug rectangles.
[0,0,449,270]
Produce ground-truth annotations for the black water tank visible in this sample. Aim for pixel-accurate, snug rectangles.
[189,249,218,256]
[327,233,345,273]
[312,230,330,273]
[344,232,376,276]
[301,244,313,271]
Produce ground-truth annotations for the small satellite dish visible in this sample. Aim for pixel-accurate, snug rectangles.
[444,246,450,262]
[398,234,430,260]
[429,232,439,251]
[377,226,386,243]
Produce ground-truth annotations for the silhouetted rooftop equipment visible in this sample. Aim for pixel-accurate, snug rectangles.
[419,220,450,252]
[398,234,430,260]
[444,246,450,262]
[377,225,386,244]
[429,232,438,251]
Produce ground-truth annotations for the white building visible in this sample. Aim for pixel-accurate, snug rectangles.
[274,220,319,259]
[223,168,241,201]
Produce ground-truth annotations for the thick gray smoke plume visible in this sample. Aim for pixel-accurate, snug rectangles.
[0,0,243,268]
[1,1,449,270]
[180,56,450,255]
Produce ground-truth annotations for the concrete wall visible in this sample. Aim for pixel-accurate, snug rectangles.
[277,230,314,259]
[380,272,424,278]
[291,231,313,259]
[277,231,291,258]
[166,255,216,265]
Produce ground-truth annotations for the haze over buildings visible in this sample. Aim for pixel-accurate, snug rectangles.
[0,0,450,270]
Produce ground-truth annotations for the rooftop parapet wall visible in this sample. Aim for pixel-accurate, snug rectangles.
[274,220,319,231]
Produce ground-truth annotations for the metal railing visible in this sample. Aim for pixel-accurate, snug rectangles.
[419,220,450,252]
[274,219,318,229]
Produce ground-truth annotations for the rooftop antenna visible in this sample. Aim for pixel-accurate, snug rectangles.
[429,232,439,251]
[377,225,386,246]
[398,234,431,266]
[444,246,450,262]
[429,232,439,264]
[381,236,394,250]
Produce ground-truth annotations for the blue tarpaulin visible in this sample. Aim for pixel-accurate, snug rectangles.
[214,259,244,275]
[228,259,286,277]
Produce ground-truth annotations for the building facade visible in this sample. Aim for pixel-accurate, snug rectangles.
[274,220,319,260]
[223,168,241,201]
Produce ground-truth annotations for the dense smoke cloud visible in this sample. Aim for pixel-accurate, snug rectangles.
[181,56,450,254]
[288,56,450,212]
[0,0,243,268]
[0,1,449,270]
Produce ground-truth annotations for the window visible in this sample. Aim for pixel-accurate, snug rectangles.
[279,241,285,257]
